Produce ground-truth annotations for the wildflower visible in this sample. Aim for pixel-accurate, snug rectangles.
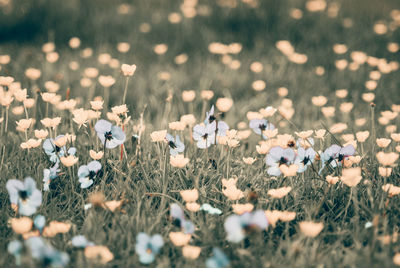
[180,189,199,203]
[166,134,185,155]
[182,245,201,260]
[121,64,137,76]
[206,248,230,268]
[243,157,257,165]
[280,164,299,177]
[376,152,399,166]
[326,175,339,185]
[341,167,363,187]
[10,217,33,234]
[21,139,42,149]
[356,131,370,142]
[170,154,189,168]
[43,135,77,163]
[185,202,200,212]
[71,235,94,248]
[72,108,89,128]
[90,100,104,110]
[249,118,275,138]
[294,147,316,173]
[43,221,71,237]
[94,119,126,149]
[150,130,167,142]
[170,203,195,234]
[78,161,102,189]
[379,167,393,177]
[43,163,60,191]
[224,210,268,243]
[222,178,244,201]
[16,118,32,131]
[182,90,196,102]
[35,129,49,139]
[89,150,104,160]
[299,221,324,237]
[319,144,355,173]
[8,240,23,266]
[34,215,46,232]
[25,237,69,267]
[200,203,222,215]
[201,90,214,100]
[267,186,292,199]
[311,96,327,106]
[41,117,62,129]
[216,98,233,112]
[382,184,400,197]
[232,203,254,215]
[60,155,79,167]
[169,231,191,247]
[84,245,114,264]
[169,121,185,131]
[180,114,196,127]
[193,123,216,148]
[135,232,164,264]
[265,146,296,176]
[6,177,42,216]
[376,138,391,148]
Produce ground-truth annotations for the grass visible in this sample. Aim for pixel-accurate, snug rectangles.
[0,0,400,267]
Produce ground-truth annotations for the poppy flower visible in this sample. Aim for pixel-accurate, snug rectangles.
[206,248,230,268]
[78,161,102,189]
[182,245,201,260]
[169,231,191,247]
[224,210,268,243]
[6,177,42,216]
[43,135,77,163]
[135,232,164,264]
[84,245,114,264]
[94,119,126,149]
[265,146,296,176]
[166,134,185,155]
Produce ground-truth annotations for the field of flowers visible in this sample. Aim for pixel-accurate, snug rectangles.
[0,0,400,267]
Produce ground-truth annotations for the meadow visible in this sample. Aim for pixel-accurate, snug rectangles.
[0,0,400,267]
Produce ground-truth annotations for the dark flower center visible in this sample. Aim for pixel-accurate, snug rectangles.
[105,131,113,141]
[202,133,208,140]
[279,157,288,165]
[18,190,28,200]
[89,170,97,179]
[208,115,216,123]
[259,124,266,131]
[302,156,310,165]
[338,154,344,162]
[168,141,177,149]
[288,141,295,147]
[55,145,61,153]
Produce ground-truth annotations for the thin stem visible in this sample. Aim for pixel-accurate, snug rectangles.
[122,76,130,104]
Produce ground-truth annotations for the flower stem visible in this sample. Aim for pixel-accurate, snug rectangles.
[122,76,130,105]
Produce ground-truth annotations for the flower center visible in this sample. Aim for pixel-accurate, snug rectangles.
[302,156,310,165]
[105,131,113,141]
[55,145,61,153]
[89,170,96,179]
[168,141,177,149]
[279,157,288,165]
[18,190,28,200]
[208,115,216,123]
[338,154,344,162]
[259,124,266,131]
[202,133,208,140]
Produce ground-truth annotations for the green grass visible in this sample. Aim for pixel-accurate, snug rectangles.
[0,0,400,267]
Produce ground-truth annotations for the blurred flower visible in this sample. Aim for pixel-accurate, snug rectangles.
[170,203,195,234]
[60,155,79,167]
[341,167,362,187]
[25,236,69,267]
[182,90,196,102]
[170,154,189,168]
[121,64,136,76]
[150,130,167,142]
[95,119,126,149]
[182,245,201,260]
[135,232,164,264]
[6,177,42,216]
[169,231,191,247]
[232,203,254,215]
[206,248,230,268]
[43,221,71,237]
[89,150,104,160]
[382,184,400,197]
[311,96,327,106]
[71,235,94,248]
[243,157,256,165]
[201,90,214,100]
[376,138,391,148]
[10,217,33,234]
[8,240,23,266]
[224,210,268,243]
[320,144,355,173]
[299,221,324,237]
[169,121,185,131]
[43,135,76,163]
[376,152,399,166]
[43,163,60,191]
[98,76,115,88]
[267,186,292,199]
[180,189,199,203]
[249,118,275,138]
[200,203,222,215]
[216,98,233,112]
[84,245,113,264]
[166,134,185,155]
[78,160,102,188]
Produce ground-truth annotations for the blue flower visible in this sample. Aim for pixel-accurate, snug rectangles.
[265,146,296,176]
[170,203,195,234]
[77,160,102,189]
[204,105,217,124]
[249,118,275,138]
[206,248,230,268]
[294,147,316,173]
[71,235,94,248]
[6,177,42,216]
[135,232,164,264]
[193,123,216,149]
[166,134,185,155]
[95,119,126,149]
[25,237,69,267]
[34,215,46,232]
[8,240,23,266]
[43,135,76,163]
[43,163,60,191]
[224,210,269,243]
[319,144,355,173]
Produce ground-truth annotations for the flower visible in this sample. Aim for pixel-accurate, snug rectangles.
[326,175,339,185]
[89,150,104,160]
[78,161,102,189]
[294,147,316,173]
[90,100,104,110]
[72,235,94,248]
[182,90,196,102]
[43,163,60,191]
[170,154,189,168]
[170,203,195,234]
[43,221,71,237]
[10,217,33,234]
[135,232,164,264]
[341,167,362,187]
[249,118,275,138]
[311,96,327,106]
[232,203,254,215]
[182,245,201,260]
[382,184,400,197]
[6,177,42,216]
[267,186,292,198]
[206,248,230,268]
[201,90,214,100]
[60,155,79,167]
[264,210,296,227]
[43,135,77,163]
[376,138,391,148]
[299,221,324,237]
[16,118,32,131]
[8,240,23,266]
[243,157,257,165]
[224,210,268,243]
[25,237,69,267]
[34,215,46,232]
[265,146,296,176]
[169,231,191,247]
[95,119,126,149]
[150,130,167,142]
[84,245,114,264]
[193,123,216,148]
[121,64,137,76]
[180,189,199,202]
[216,98,233,112]
[34,129,49,139]
[376,152,399,166]
[98,75,115,87]
[166,134,185,155]
[222,178,244,201]
[319,144,355,173]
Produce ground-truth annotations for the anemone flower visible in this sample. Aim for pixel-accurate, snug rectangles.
[224,210,269,243]
[43,136,76,163]
[294,147,316,173]
[25,236,69,267]
[170,203,195,234]
[193,123,216,149]
[78,161,102,189]
[135,232,164,264]
[94,119,126,149]
[166,133,185,155]
[206,248,230,268]
[43,163,60,191]
[6,177,42,216]
[319,144,355,174]
[265,146,296,176]
[249,118,275,138]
